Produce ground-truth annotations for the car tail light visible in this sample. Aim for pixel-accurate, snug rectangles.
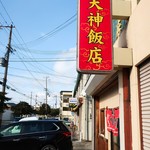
[62,132,71,137]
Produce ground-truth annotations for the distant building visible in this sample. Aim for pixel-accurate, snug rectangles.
[59,91,73,121]
[2,102,16,126]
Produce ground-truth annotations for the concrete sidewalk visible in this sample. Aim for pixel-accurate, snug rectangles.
[72,130,92,150]
[73,140,92,150]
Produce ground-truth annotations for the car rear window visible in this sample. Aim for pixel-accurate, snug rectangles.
[43,122,58,131]
[55,121,70,131]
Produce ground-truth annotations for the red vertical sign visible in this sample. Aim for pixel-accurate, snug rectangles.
[77,0,113,73]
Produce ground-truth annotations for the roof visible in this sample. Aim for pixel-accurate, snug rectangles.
[5,102,16,107]
[19,116,39,122]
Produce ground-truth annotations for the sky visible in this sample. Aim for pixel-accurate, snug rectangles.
[0,0,78,108]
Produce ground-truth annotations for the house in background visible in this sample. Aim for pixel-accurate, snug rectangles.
[2,102,16,126]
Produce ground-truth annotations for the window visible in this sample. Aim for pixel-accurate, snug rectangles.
[1,124,21,136]
[100,108,105,135]
[63,95,71,103]
[63,107,71,111]
[22,122,41,133]
[44,122,58,131]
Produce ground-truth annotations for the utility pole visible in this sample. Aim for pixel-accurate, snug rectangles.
[45,77,48,106]
[55,95,57,108]
[35,94,38,109]
[30,92,32,106]
[45,76,49,116]
[2,24,15,96]
[0,24,15,127]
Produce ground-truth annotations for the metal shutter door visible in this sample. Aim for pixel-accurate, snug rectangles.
[139,59,150,150]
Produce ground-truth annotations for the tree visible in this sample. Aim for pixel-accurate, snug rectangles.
[50,108,59,117]
[12,101,33,117]
[38,103,51,116]
[0,92,11,113]
[0,92,11,127]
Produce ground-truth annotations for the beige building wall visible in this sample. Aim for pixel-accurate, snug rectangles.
[114,0,150,149]
[127,1,150,149]
[81,99,86,140]
[75,0,150,149]
[79,75,93,141]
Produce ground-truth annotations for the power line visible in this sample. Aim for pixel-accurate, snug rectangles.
[0,0,13,24]
[0,1,77,103]
[10,58,76,62]
[5,82,43,104]
[0,72,76,85]
[11,45,76,54]
[0,1,45,89]
[9,66,76,79]
[15,13,77,46]
[0,1,77,81]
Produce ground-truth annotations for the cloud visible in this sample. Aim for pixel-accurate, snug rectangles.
[4,47,78,105]
[53,47,77,76]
